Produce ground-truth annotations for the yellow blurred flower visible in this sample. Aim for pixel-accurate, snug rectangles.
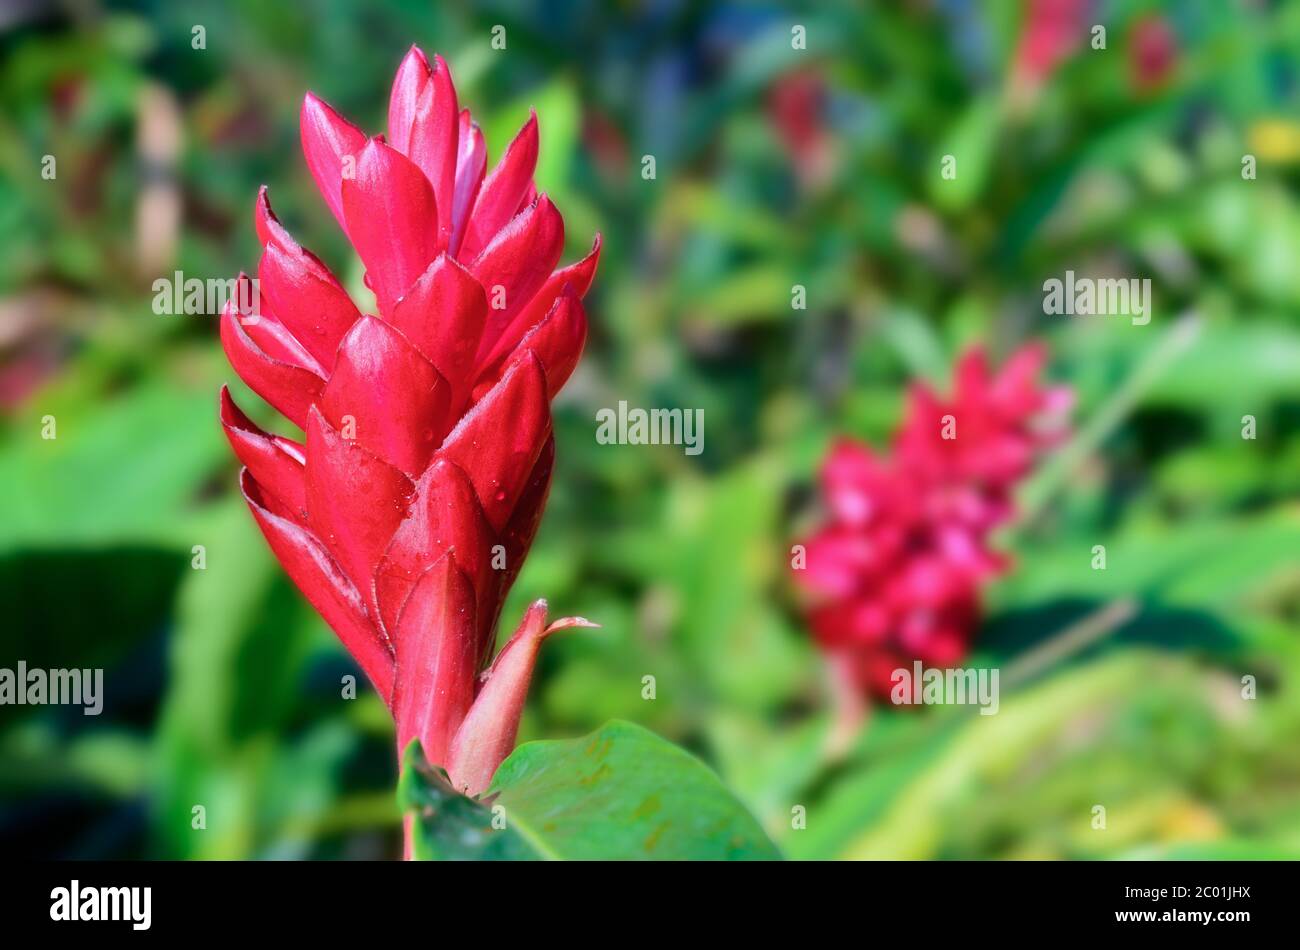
[1249,119,1300,163]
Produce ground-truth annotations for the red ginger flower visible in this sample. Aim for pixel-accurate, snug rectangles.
[793,344,1070,699]
[218,47,600,796]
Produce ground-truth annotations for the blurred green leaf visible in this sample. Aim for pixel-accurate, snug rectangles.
[791,655,1149,859]
[0,380,225,553]
[998,512,1300,617]
[153,499,355,858]
[930,95,1000,212]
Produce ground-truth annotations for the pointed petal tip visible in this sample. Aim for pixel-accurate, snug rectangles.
[545,616,600,634]
[254,185,279,246]
[513,600,599,638]
[446,595,589,796]
[217,383,240,423]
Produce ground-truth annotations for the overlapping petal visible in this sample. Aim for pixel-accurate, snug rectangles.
[320,316,452,476]
[241,470,394,700]
[374,458,495,643]
[342,139,442,316]
[470,195,565,365]
[459,111,538,261]
[450,111,487,256]
[401,53,459,245]
[300,93,366,234]
[437,351,552,532]
[304,407,414,619]
[219,300,324,430]
[389,254,486,414]
[392,551,479,766]
[474,233,601,388]
[219,386,307,520]
[257,238,361,372]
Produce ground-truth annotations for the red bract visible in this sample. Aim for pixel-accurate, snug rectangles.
[793,344,1070,699]
[218,47,600,796]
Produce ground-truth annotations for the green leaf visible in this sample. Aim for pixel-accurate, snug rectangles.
[490,720,781,860]
[402,721,781,860]
[398,742,537,861]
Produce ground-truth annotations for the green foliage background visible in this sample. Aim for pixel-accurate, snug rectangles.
[2,0,1299,859]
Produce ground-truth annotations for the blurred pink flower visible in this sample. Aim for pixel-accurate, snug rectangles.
[767,70,835,188]
[1011,0,1090,90]
[793,344,1071,699]
[1130,14,1178,92]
